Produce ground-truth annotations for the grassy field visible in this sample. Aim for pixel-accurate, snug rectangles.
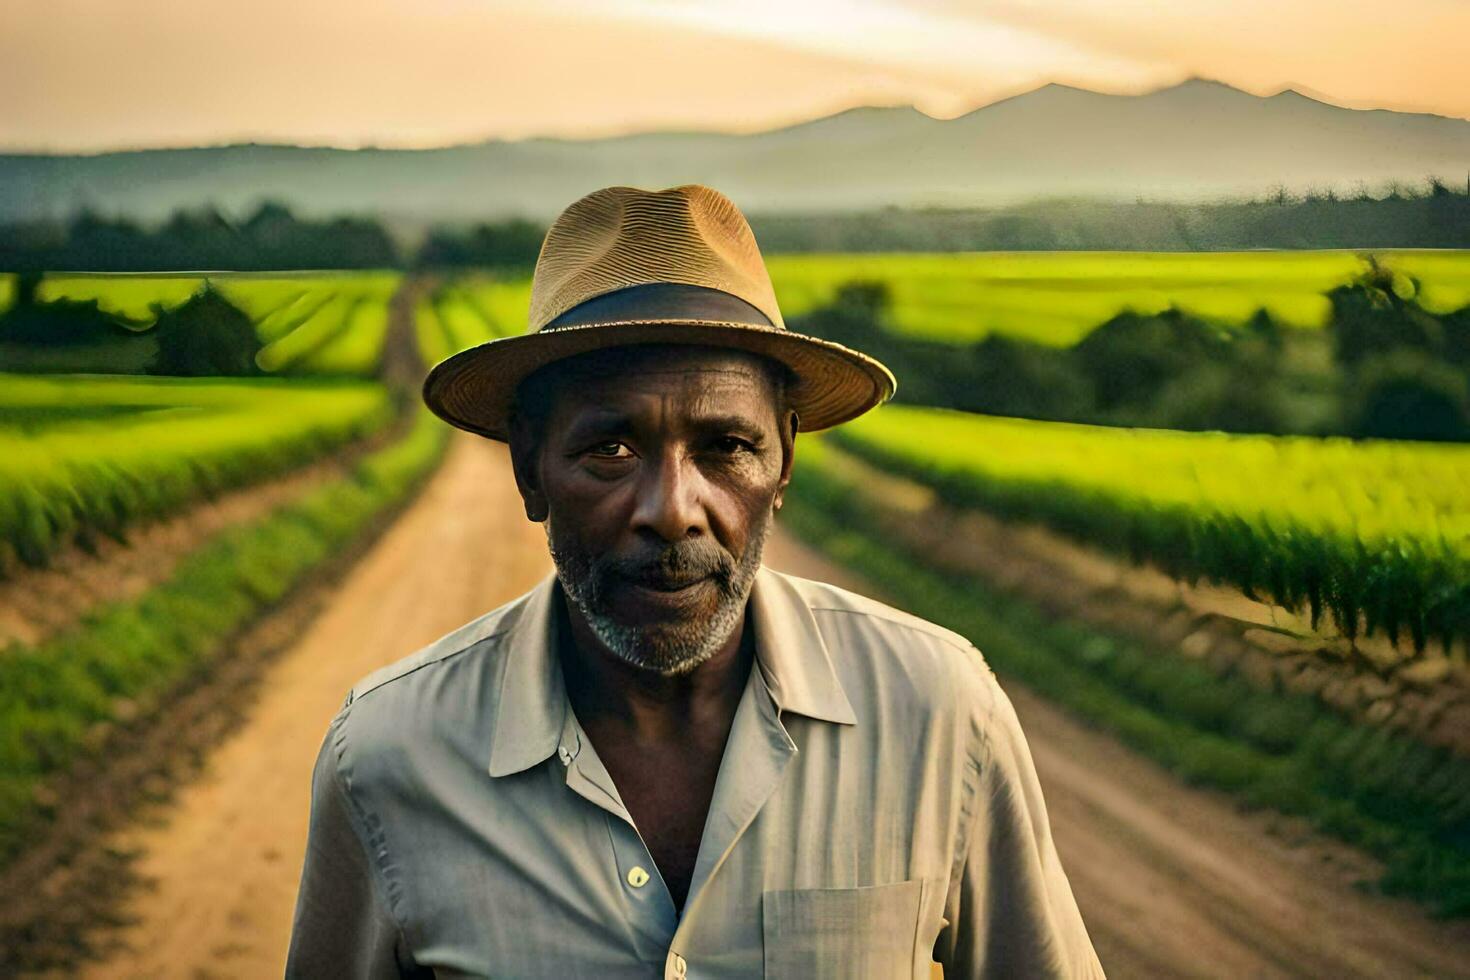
[0,400,449,867]
[0,272,414,574]
[0,374,395,571]
[832,403,1470,656]
[425,275,530,354]
[18,272,400,377]
[429,251,1470,348]
[764,250,1470,345]
[0,276,454,871]
[35,275,204,326]
[782,435,1470,916]
[218,273,399,375]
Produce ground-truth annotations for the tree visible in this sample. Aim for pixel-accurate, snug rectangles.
[149,284,262,376]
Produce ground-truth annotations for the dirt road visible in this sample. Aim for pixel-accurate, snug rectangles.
[68,433,1470,979]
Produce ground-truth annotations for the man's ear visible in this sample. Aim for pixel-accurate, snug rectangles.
[507,414,549,523]
[772,408,798,513]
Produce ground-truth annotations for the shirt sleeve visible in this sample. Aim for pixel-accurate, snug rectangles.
[935,656,1107,979]
[286,710,429,979]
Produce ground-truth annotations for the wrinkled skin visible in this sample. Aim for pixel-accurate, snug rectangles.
[508,343,796,677]
[506,342,798,911]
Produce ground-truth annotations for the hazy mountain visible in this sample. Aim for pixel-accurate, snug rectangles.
[3,78,1467,223]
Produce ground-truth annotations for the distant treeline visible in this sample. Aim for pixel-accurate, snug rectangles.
[2,178,1468,271]
[751,177,1470,252]
[0,202,399,271]
[788,261,1470,443]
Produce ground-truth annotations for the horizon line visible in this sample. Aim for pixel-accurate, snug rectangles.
[5,74,1468,158]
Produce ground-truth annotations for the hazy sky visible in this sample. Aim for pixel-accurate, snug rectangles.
[3,0,1466,152]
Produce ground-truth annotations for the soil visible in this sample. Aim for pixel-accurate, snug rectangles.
[9,434,1469,978]
[0,451,362,651]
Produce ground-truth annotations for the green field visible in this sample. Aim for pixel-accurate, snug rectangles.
[426,276,529,354]
[218,273,399,374]
[832,403,1470,656]
[35,275,204,326]
[784,435,1470,916]
[0,374,395,570]
[18,272,400,376]
[0,278,458,869]
[765,250,1470,345]
[439,251,1470,348]
[0,399,450,869]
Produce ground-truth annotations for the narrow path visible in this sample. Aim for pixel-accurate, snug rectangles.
[68,432,550,979]
[60,434,1470,979]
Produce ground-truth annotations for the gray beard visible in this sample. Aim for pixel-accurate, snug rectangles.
[548,514,770,677]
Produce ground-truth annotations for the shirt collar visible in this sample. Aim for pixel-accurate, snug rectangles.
[485,563,856,778]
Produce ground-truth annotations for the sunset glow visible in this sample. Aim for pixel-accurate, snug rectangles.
[3,0,1467,151]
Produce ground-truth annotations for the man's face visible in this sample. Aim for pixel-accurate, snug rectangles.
[509,344,795,676]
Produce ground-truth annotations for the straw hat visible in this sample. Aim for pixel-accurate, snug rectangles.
[420,184,896,442]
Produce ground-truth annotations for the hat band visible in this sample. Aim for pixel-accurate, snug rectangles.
[541,282,775,331]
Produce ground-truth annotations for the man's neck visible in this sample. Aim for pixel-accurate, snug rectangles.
[555,585,755,742]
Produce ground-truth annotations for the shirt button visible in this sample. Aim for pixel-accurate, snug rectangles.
[626,865,650,888]
[671,952,687,977]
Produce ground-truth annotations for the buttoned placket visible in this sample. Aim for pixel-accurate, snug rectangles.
[556,700,681,967]
[552,663,800,980]
[664,661,797,979]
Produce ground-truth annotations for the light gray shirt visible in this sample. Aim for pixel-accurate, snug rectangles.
[286,564,1106,979]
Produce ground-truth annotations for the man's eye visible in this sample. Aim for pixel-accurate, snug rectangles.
[587,441,631,458]
[714,436,754,454]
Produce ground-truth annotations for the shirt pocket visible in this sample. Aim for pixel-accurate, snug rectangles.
[762,878,929,979]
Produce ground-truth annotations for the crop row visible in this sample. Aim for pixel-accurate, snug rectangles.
[428,251,1470,349]
[428,276,528,354]
[830,403,1470,656]
[781,435,1470,916]
[0,400,451,867]
[0,374,395,572]
[27,272,400,376]
[764,250,1470,345]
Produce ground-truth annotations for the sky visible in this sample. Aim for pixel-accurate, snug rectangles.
[2,0,1467,152]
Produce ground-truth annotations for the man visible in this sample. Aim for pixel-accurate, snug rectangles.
[287,184,1105,978]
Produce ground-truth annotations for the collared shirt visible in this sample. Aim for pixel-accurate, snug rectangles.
[286,564,1106,979]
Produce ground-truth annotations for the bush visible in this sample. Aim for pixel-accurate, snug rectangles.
[964,333,1094,421]
[1070,307,1233,411]
[150,285,262,376]
[1148,360,1294,434]
[1343,349,1470,441]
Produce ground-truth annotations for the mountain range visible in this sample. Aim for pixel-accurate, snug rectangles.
[3,78,1467,224]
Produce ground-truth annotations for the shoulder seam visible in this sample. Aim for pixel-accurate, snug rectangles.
[350,624,515,703]
[807,603,975,655]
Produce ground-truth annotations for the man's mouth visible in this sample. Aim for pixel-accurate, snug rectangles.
[629,573,708,593]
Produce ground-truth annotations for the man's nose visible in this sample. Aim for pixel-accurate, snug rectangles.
[631,448,707,541]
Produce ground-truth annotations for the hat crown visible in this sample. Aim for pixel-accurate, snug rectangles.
[528,184,786,332]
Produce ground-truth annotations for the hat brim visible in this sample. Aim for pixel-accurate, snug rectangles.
[421,318,897,442]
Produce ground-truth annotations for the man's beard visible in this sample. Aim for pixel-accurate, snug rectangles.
[547,513,771,677]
